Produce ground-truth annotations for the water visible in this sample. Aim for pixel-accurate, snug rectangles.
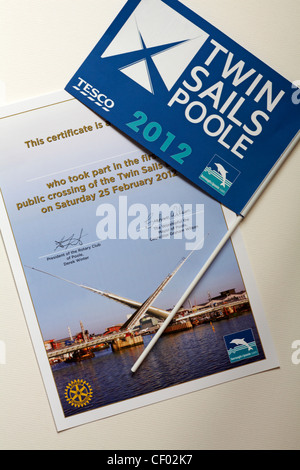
[52,312,265,417]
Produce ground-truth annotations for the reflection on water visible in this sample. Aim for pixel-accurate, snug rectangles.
[52,312,264,417]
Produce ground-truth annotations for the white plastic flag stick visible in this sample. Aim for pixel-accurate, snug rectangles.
[131,131,300,373]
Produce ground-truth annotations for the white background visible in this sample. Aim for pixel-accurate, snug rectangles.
[0,0,299,450]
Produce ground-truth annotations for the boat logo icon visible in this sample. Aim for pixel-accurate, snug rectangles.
[223,328,259,363]
[199,155,240,196]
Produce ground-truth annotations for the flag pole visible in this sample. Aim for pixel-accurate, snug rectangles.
[131,131,300,373]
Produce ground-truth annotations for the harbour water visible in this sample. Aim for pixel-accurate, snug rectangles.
[52,312,264,417]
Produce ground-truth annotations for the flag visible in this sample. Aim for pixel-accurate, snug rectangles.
[65,0,300,214]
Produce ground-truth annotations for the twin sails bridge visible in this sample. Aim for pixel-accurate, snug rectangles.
[26,248,249,360]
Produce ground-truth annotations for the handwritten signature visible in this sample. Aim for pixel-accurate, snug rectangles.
[54,228,87,251]
[144,204,191,229]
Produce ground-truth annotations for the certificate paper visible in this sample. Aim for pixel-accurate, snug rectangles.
[0,91,278,431]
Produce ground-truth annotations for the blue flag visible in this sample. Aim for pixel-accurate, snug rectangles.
[65,0,300,214]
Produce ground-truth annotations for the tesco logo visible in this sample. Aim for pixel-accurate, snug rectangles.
[72,77,115,112]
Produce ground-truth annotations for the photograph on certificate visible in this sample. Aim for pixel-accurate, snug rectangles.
[0,91,278,430]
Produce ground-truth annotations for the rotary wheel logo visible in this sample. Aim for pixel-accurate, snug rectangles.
[65,379,93,408]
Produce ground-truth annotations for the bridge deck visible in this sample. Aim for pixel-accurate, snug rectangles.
[47,299,248,358]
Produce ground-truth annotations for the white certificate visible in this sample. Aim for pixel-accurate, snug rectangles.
[0,90,278,431]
